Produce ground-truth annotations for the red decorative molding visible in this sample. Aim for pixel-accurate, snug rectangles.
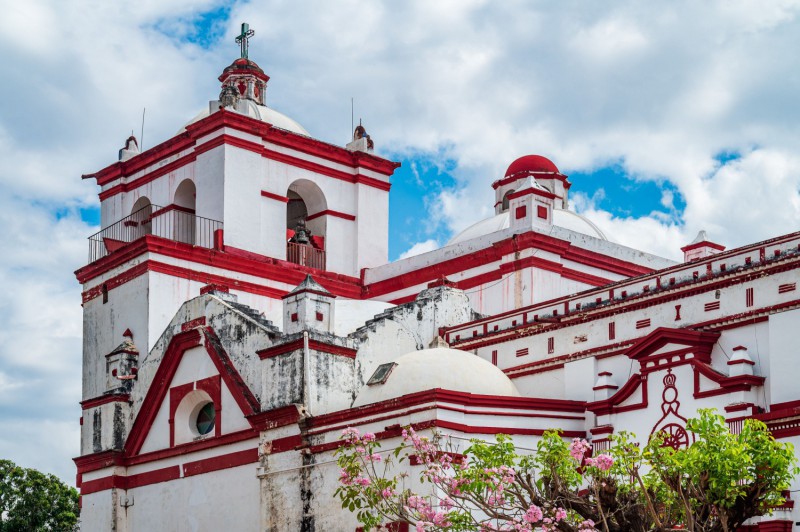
[200,283,229,295]
[587,373,649,416]
[182,448,258,477]
[307,388,585,433]
[680,240,726,253]
[125,327,260,457]
[261,190,289,203]
[257,338,357,360]
[80,394,130,410]
[704,301,721,312]
[79,447,259,495]
[778,282,796,294]
[537,205,548,219]
[627,327,719,370]
[247,405,303,431]
[181,316,206,331]
[306,209,356,222]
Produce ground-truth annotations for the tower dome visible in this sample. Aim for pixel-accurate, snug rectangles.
[504,155,561,177]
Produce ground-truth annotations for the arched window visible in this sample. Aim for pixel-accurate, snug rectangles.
[286,180,327,269]
[501,189,515,212]
[172,179,196,244]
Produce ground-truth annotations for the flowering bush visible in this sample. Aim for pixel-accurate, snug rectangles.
[334,410,798,532]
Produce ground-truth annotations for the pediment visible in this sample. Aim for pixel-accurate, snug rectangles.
[126,327,260,457]
[627,327,719,372]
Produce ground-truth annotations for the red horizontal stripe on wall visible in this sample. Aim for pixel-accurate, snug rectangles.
[261,190,289,203]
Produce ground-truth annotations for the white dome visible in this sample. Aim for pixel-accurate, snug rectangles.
[553,209,607,240]
[179,99,310,136]
[446,209,607,246]
[353,347,520,407]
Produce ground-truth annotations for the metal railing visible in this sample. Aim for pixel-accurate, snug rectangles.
[88,205,223,263]
[287,242,326,270]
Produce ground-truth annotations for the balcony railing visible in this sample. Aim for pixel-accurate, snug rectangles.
[287,242,326,270]
[88,205,223,263]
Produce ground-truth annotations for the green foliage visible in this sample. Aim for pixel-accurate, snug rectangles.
[0,460,80,532]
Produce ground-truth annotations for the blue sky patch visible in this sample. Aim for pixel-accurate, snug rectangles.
[569,164,686,220]
[388,154,458,260]
[150,3,234,49]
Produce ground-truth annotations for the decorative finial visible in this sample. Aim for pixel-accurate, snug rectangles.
[235,22,255,59]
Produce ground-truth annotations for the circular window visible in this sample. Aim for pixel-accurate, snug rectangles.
[195,402,216,435]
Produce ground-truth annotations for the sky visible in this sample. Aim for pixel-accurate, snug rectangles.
[1,0,799,485]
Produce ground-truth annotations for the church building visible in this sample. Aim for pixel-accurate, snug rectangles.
[74,26,800,531]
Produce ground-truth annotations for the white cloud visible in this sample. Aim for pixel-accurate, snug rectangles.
[398,239,440,260]
[2,0,800,484]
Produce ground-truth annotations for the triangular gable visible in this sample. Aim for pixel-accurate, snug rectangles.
[627,327,719,373]
[126,327,260,456]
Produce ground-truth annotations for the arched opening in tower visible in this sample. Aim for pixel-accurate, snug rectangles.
[286,179,327,269]
[130,196,153,238]
[172,179,197,245]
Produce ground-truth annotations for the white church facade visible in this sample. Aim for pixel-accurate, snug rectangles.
[74,35,800,531]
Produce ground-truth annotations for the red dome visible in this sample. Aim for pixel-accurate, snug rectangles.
[504,155,560,177]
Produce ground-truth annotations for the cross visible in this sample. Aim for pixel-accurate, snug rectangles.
[235,22,255,59]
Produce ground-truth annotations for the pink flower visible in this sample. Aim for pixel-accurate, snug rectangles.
[381,487,394,498]
[523,504,543,523]
[554,508,567,521]
[569,438,591,463]
[592,453,614,471]
[579,519,596,531]
[362,432,376,442]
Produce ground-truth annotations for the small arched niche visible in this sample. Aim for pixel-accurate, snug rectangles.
[172,179,197,244]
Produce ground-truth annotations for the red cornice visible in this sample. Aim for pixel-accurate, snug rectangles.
[80,393,131,410]
[73,450,125,473]
[492,172,570,191]
[77,446,259,495]
[306,388,586,431]
[247,405,303,431]
[75,235,363,299]
[89,107,401,198]
[84,134,196,186]
[257,338,357,360]
[257,339,302,359]
[507,186,557,201]
[364,230,646,299]
[681,240,726,253]
[449,262,800,351]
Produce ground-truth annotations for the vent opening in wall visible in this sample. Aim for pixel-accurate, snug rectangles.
[195,402,216,435]
[102,283,108,304]
[367,363,397,386]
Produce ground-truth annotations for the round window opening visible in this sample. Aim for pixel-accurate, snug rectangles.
[195,402,216,435]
